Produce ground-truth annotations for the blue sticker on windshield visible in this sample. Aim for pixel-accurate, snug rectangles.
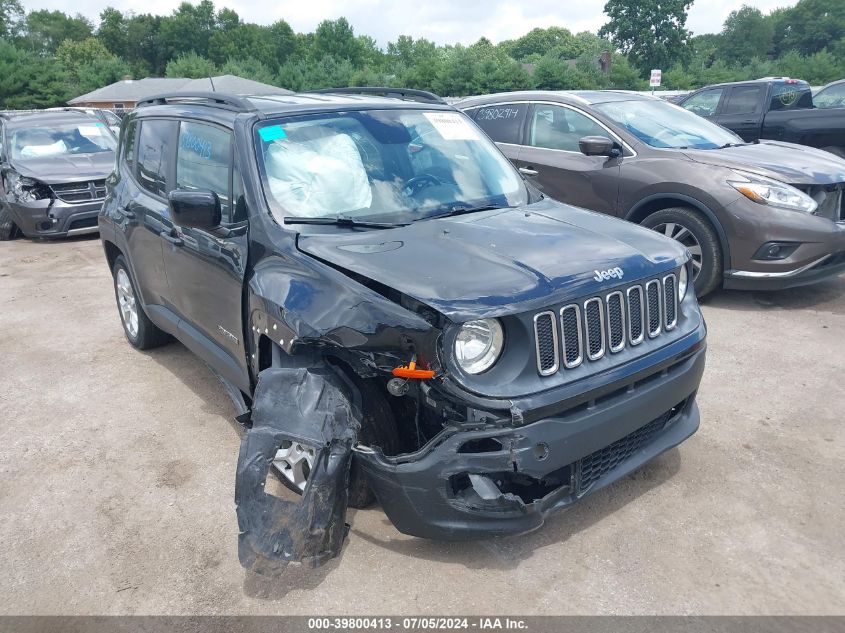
[94,122,105,127]
[259,125,286,141]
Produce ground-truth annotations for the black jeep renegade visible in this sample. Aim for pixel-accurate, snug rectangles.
[99,89,706,574]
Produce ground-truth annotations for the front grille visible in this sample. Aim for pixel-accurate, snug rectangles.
[49,180,107,203]
[578,409,672,492]
[67,217,98,231]
[532,273,680,376]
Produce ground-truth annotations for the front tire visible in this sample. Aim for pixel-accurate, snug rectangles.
[0,206,19,241]
[111,255,170,349]
[641,207,723,298]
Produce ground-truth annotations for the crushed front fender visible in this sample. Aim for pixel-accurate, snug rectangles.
[235,365,360,575]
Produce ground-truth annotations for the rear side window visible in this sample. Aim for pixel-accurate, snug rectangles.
[123,120,137,173]
[770,83,813,111]
[681,89,723,117]
[176,121,233,222]
[474,103,527,144]
[816,83,845,109]
[137,119,176,197]
[529,105,607,152]
[722,86,763,115]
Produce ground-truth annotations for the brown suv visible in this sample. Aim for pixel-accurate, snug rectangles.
[458,91,845,296]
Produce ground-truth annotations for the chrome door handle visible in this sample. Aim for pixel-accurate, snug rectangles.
[519,167,538,176]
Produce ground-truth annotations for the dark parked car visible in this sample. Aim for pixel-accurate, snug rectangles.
[458,91,845,297]
[0,110,116,240]
[677,78,845,157]
[814,79,845,110]
[99,89,705,573]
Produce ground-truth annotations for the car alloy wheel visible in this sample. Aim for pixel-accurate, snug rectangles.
[272,440,316,492]
[115,268,139,338]
[653,222,703,280]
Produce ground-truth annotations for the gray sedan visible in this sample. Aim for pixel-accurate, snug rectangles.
[458,91,845,297]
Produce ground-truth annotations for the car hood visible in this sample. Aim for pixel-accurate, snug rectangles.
[10,151,114,183]
[296,198,686,321]
[681,141,845,185]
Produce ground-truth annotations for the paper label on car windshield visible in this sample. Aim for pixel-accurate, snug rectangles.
[78,125,105,137]
[424,112,481,141]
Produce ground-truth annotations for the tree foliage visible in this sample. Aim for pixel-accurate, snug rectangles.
[0,0,844,109]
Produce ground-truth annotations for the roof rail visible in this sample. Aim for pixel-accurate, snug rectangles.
[306,86,446,105]
[136,92,258,112]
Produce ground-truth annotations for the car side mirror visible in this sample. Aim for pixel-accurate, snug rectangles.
[579,136,621,158]
[168,189,221,230]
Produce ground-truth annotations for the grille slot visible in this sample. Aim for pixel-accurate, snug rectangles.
[559,305,583,368]
[645,280,662,338]
[606,291,625,353]
[533,311,559,376]
[50,180,107,203]
[583,298,605,361]
[663,274,678,330]
[627,285,644,345]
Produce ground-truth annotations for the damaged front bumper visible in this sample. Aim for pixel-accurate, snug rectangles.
[356,343,705,540]
[7,198,102,238]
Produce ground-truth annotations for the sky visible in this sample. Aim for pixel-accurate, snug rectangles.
[21,0,796,46]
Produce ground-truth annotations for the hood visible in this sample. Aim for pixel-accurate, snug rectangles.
[682,141,845,185]
[10,151,114,183]
[296,199,686,321]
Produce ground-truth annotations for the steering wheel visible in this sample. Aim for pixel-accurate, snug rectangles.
[404,174,443,197]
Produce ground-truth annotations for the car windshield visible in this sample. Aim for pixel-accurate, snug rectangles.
[8,121,116,160]
[254,109,528,224]
[594,99,743,149]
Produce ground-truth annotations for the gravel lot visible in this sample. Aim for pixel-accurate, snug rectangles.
[1,235,843,615]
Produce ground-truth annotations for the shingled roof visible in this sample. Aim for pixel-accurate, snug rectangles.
[68,75,291,105]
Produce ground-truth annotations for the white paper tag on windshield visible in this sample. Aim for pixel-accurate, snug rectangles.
[424,112,481,141]
[78,125,104,137]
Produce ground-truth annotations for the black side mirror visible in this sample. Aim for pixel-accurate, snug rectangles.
[579,136,621,157]
[168,189,221,230]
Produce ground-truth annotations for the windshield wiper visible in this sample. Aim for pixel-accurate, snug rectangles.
[283,216,407,229]
[418,203,509,222]
[718,142,749,149]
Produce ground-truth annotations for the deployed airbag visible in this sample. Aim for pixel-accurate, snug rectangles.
[265,132,372,217]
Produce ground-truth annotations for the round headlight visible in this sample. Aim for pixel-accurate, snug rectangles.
[454,318,504,375]
[679,264,689,300]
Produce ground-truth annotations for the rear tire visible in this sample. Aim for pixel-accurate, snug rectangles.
[111,255,170,350]
[0,206,19,241]
[641,207,723,298]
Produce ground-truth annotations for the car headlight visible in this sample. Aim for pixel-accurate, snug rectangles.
[728,171,817,213]
[679,264,689,301]
[7,174,48,203]
[454,318,504,375]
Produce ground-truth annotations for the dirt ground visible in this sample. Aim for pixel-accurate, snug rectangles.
[1,235,843,615]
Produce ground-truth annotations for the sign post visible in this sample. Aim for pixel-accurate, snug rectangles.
[650,69,662,95]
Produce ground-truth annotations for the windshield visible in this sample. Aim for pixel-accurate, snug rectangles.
[254,109,528,224]
[594,99,743,149]
[8,121,116,160]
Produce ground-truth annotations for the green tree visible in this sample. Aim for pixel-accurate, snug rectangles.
[56,38,131,94]
[96,7,127,58]
[0,0,24,38]
[22,10,92,54]
[773,0,845,57]
[311,18,361,64]
[165,51,216,78]
[220,57,276,84]
[719,6,774,64]
[157,0,216,60]
[124,14,165,76]
[0,39,70,107]
[599,0,693,76]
